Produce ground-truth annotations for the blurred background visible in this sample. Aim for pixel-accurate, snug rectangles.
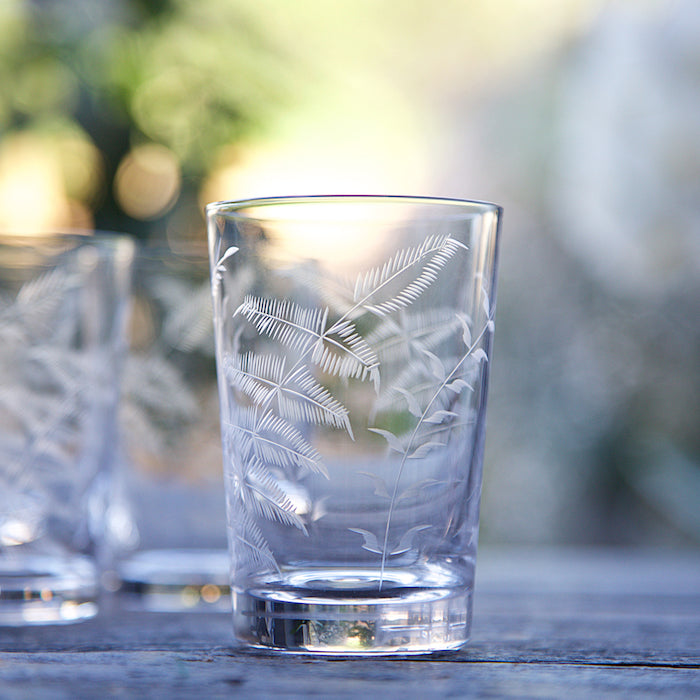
[1,0,698,549]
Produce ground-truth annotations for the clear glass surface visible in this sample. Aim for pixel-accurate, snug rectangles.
[0,232,134,625]
[207,196,501,654]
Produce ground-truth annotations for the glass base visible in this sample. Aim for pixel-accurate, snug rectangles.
[0,554,98,626]
[118,549,231,612]
[233,566,472,655]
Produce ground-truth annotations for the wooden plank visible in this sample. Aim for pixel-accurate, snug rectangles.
[0,649,698,699]
[0,549,698,699]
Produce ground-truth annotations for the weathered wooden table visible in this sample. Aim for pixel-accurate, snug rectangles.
[1,548,698,698]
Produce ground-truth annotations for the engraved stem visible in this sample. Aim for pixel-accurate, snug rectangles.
[378,313,493,589]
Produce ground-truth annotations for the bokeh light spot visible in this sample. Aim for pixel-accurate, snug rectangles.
[0,132,68,232]
[115,143,181,220]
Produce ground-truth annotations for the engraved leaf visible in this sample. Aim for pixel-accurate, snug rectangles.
[372,354,461,418]
[315,318,380,389]
[397,478,445,503]
[353,234,465,316]
[236,295,328,354]
[226,355,353,436]
[2,382,85,486]
[366,308,462,362]
[229,410,327,477]
[446,378,473,394]
[242,458,308,533]
[458,313,472,347]
[390,524,431,555]
[407,441,445,459]
[348,528,382,554]
[472,348,488,364]
[396,387,422,417]
[422,349,446,381]
[358,471,391,499]
[1,268,73,340]
[280,366,354,437]
[424,409,458,424]
[226,353,287,406]
[214,246,239,281]
[121,352,199,461]
[16,267,70,306]
[368,427,405,454]
[124,353,198,425]
[237,295,379,387]
[348,525,430,557]
[230,507,279,573]
[161,281,213,352]
[481,287,490,317]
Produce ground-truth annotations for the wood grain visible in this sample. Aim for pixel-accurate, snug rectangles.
[1,548,698,699]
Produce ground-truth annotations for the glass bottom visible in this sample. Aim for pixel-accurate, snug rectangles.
[233,565,473,655]
[0,554,98,625]
[118,549,231,612]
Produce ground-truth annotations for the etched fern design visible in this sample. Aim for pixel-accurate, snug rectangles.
[228,408,326,476]
[0,267,101,545]
[352,234,466,316]
[218,233,484,576]
[368,300,494,585]
[226,353,353,436]
[236,296,380,387]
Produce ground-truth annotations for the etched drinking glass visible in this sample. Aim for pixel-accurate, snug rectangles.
[116,245,229,611]
[0,232,133,625]
[207,196,502,654]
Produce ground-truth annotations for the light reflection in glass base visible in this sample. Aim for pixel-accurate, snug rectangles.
[0,555,99,626]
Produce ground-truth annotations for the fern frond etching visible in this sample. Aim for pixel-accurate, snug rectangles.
[352,234,465,316]
[226,410,326,477]
[225,353,353,436]
[220,233,487,577]
[371,295,495,586]
[0,266,110,540]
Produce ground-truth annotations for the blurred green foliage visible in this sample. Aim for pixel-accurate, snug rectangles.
[0,0,302,237]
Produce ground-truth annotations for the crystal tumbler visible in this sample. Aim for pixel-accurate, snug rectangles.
[0,232,133,624]
[116,245,229,611]
[207,196,502,654]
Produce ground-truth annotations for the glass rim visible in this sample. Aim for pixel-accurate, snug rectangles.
[0,229,134,249]
[205,194,502,219]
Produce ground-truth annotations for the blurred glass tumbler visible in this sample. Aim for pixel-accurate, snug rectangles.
[207,196,501,654]
[116,245,229,611]
[0,232,133,625]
